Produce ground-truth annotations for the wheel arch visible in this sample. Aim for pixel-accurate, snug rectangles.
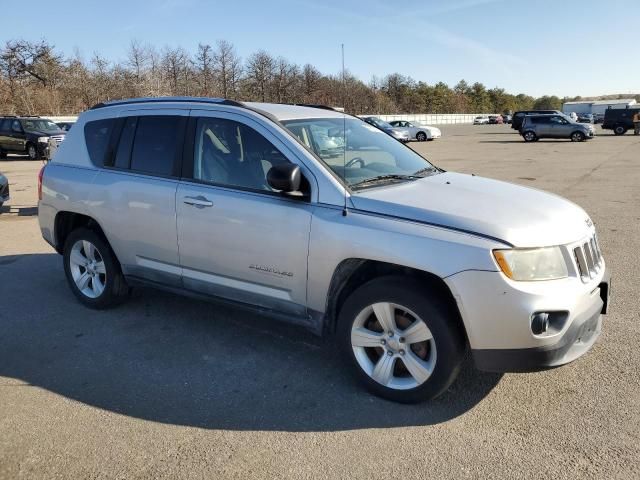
[324,258,467,342]
[54,211,110,254]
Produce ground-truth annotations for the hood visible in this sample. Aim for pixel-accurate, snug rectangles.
[350,172,592,247]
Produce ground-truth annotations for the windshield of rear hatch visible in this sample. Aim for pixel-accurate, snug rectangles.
[21,119,60,132]
[281,117,437,187]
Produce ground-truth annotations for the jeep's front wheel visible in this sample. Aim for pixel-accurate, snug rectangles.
[337,277,465,403]
[27,143,38,160]
[63,228,129,309]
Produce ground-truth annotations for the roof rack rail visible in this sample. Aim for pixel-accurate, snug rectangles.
[293,103,338,111]
[89,96,245,110]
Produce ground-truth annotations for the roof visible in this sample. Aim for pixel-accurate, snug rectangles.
[563,98,636,106]
[244,102,345,121]
[88,97,345,122]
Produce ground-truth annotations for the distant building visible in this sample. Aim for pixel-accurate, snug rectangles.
[562,99,637,116]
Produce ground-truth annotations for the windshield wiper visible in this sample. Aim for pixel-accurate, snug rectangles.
[413,166,440,176]
[350,174,421,189]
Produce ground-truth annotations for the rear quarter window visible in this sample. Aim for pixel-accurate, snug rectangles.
[84,119,116,165]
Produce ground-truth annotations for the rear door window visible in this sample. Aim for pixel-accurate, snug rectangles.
[130,116,185,176]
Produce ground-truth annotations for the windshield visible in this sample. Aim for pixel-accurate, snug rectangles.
[282,117,437,188]
[364,117,393,130]
[21,119,60,132]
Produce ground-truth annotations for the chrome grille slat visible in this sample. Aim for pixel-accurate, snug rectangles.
[574,233,603,282]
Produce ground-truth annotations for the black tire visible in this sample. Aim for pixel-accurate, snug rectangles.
[63,228,130,309]
[522,131,537,142]
[26,143,38,160]
[337,276,466,403]
[613,125,627,135]
[571,131,585,142]
[0,148,6,159]
[416,131,427,142]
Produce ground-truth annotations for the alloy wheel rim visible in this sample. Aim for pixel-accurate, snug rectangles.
[28,146,36,158]
[69,240,107,298]
[351,302,437,390]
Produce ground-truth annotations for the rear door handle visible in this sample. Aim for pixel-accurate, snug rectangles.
[183,195,213,208]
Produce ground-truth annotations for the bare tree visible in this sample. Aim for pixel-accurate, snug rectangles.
[126,39,150,96]
[245,50,274,102]
[213,40,242,99]
[302,64,321,102]
[0,39,63,88]
[162,46,191,96]
[0,36,562,116]
[195,43,215,96]
[272,57,300,103]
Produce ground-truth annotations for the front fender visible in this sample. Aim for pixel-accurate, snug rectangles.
[306,204,502,313]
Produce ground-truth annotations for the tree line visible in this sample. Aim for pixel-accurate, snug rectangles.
[0,39,636,116]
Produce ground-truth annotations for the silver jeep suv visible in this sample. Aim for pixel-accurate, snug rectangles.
[38,97,610,403]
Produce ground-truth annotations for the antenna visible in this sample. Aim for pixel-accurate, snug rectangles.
[341,43,348,217]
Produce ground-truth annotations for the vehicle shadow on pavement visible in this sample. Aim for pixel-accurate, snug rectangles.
[0,253,503,432]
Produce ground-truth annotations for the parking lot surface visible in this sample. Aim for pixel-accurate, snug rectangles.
[1,125,638,479]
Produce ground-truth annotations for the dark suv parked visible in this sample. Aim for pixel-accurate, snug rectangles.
[601,107,640,135]
[511,110,562,131]
[0,116,66,160]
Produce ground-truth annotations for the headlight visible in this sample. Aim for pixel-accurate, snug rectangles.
[493,247,568,281]
[38,136,49,143]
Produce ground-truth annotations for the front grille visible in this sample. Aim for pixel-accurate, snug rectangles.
[50,134,65,145]
[573,234,603,282]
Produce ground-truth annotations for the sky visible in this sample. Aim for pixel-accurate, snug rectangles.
[3,0,639,98]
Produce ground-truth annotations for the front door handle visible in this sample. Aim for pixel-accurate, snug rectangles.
[183,195,213,208]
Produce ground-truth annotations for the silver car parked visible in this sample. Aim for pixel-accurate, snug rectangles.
[388,120,441,141]
[38,97,610,403]
[521,114,595,142]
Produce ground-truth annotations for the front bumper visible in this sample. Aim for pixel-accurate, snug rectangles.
[392,134,411,143]
[446,264,610,373]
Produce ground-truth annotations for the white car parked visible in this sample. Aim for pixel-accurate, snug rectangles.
[473,116,490,125]
[388,121,442,141]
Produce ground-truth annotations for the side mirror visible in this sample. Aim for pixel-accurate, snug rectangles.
[267,163,302,195]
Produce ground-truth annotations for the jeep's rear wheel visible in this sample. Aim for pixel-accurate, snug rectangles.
[337,277,465,403]
[523,131,537,142]
[613,125,627,135]
[63,228,129,309]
